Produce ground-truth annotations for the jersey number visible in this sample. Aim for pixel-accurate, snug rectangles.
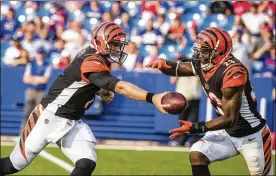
[223,59,236,67]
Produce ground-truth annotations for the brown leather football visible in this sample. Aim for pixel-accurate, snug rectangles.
[161,92,188,115]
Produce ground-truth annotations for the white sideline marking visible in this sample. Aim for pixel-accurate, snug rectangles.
[1,141,275,154]
[39,150,74,173]
[95,145,191,152]
[0,142,74,173]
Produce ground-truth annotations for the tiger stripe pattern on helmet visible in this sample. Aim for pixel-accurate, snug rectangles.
[195,27,233,66]
[91,22,126,53]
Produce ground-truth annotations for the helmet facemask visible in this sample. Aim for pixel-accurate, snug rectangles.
[192,43,218,72]
[106,39,128,65]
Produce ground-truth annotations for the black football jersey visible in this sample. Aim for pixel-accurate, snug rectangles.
[192,55,266,137]
[41,46,112,120]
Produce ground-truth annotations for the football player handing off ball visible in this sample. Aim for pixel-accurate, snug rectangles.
[0,22,168,176]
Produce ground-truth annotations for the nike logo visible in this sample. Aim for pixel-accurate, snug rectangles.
[248,137,255,141]
[234,74,241,79]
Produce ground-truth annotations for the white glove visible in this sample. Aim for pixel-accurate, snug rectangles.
[98,89,114,104]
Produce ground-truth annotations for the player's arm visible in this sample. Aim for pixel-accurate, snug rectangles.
[145,59,195,76]
[169,86,243,139]
[85,72,168,114]
[205,86,243,130]
[169,66,247,139]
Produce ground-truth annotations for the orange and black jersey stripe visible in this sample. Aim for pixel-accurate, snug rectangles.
[192,55,266,137]
[41,46,120,120]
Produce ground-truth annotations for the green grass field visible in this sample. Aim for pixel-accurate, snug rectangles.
[1,145,274,175]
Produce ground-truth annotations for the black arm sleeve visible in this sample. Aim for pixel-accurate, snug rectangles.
[85,71,120,92]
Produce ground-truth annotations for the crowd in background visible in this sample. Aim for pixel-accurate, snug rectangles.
[1,0,275,146]
[1,1,275,76]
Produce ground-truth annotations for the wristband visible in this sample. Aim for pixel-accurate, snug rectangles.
[189,122,208,134]
[146,92,155,104]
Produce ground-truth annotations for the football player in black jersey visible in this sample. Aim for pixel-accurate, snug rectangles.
[0,22,168,176]
[146,27,273,176]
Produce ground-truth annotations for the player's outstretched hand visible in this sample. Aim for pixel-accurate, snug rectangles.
[145,59,172,69]
[152,92,170,114]
[169,120,193,139]
[99,89,114,104]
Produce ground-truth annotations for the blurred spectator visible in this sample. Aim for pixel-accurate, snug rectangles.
[142,45,160,72]
[3,37,29,67]
[154,14,170,36]
[47,2,67,40]
[21,48,52,132]
[258,1,275,16]
[120,12,133,39]
[65,1,84,14]
[252,42,276,78]
[110,1,125,20]
[21,31,40,58]
[23,1,41,21]
[231,16,252,45]
[21,21,51,58]
[61,19,88,57]
[49,39,65,63]
[170,62,201,146]
[138,18,164,47]
[24,1,40,11]
[0,6,20,40]
[232,1,251,16]
[167,14,187,47]
[102,12,113,22]
[122,42,144,71]
[0,1,9,16]
[208,1,234,16]
[188,21,198,41]
[54,50,71,69]
[34,16,48,40]
[83,1,104,20]
[232,29,253,68]
[141,1,160,20]
[265,15,275,37]
[159,1,185,14]
[241,3,266,45]
[21,20,40,40]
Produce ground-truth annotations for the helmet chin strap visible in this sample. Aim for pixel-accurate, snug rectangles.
[201,47,233,72]
[201,62,214,71]
[201,50,216,72]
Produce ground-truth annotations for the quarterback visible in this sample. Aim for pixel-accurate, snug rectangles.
[146,27,273,176]
[0,22,168,176]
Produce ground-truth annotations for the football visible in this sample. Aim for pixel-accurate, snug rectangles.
[161,92,188,115]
